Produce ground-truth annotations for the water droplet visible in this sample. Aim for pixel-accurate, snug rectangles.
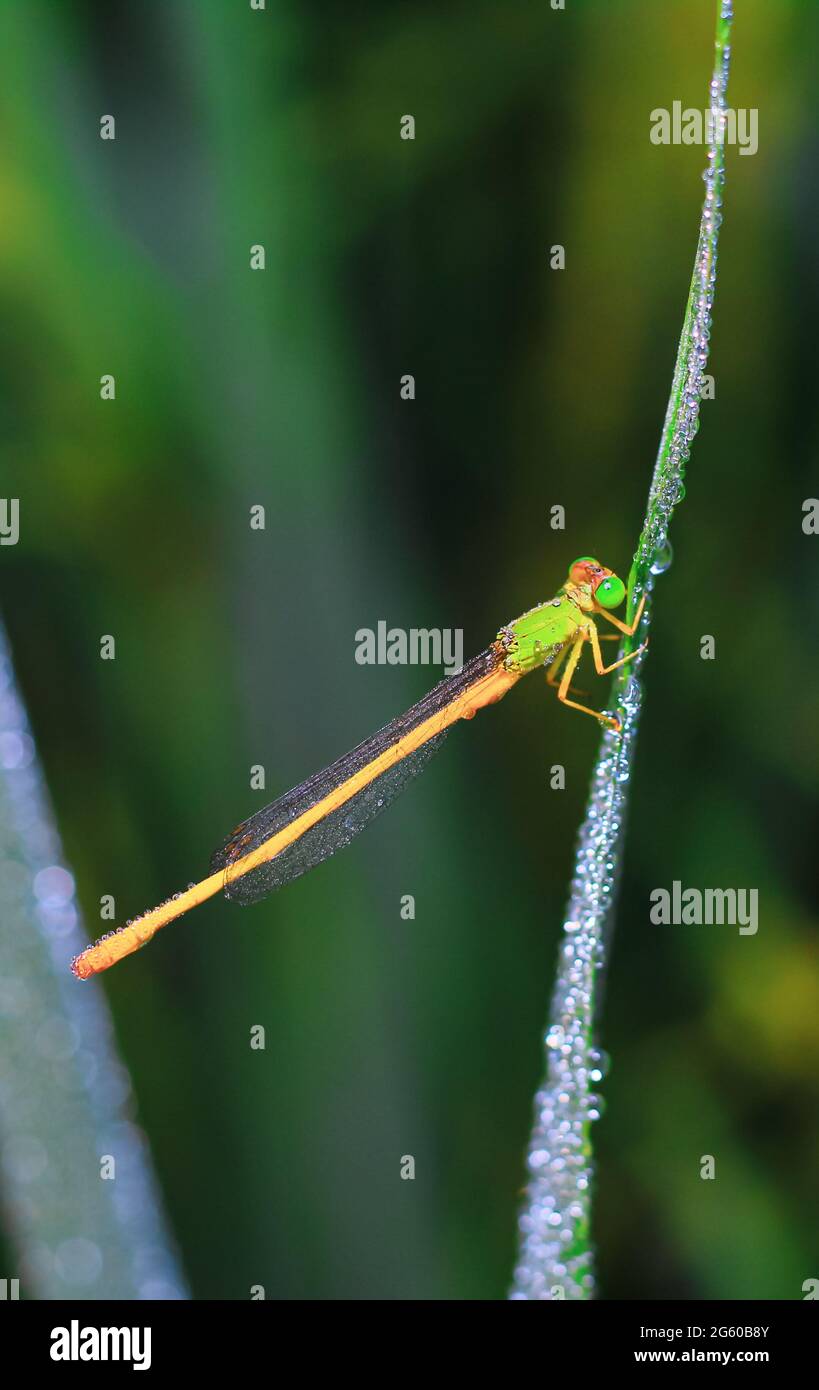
[649,539,673,575]
[588,1047,611,1078]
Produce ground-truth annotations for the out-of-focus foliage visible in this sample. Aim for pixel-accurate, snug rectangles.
[0,0,816,1298]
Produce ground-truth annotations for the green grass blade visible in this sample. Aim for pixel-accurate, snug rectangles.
[510,0,734,1301]
[0,622,188,1299]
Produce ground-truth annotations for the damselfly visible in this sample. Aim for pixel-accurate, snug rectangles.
[71,557,646,979]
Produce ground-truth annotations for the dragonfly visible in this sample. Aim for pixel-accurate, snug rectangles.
[71,556,646,979]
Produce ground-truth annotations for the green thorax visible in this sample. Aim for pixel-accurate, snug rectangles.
[496,590,586,674]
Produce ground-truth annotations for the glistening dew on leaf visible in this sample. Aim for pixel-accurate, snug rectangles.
[510,0,733,1301]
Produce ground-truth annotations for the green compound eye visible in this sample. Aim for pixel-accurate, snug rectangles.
[569,555,598,571]
[595,575,626,609]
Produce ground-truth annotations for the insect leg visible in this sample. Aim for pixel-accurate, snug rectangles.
[587,622,649,677]
[596,592,646,636]
[545,642,588,697]
[554,635,619,728]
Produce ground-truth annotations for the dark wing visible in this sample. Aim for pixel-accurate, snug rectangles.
[210,648,502,904]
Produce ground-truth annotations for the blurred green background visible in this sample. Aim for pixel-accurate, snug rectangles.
[1,0,817,1299]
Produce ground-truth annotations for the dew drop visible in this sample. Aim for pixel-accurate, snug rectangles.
[650,540,673,576]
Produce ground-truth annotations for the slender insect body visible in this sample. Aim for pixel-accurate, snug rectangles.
[71,555,647,979]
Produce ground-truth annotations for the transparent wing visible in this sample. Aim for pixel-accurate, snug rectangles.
[210,648,502,904]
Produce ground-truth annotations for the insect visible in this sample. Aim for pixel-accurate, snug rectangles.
[71,556,646,979]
